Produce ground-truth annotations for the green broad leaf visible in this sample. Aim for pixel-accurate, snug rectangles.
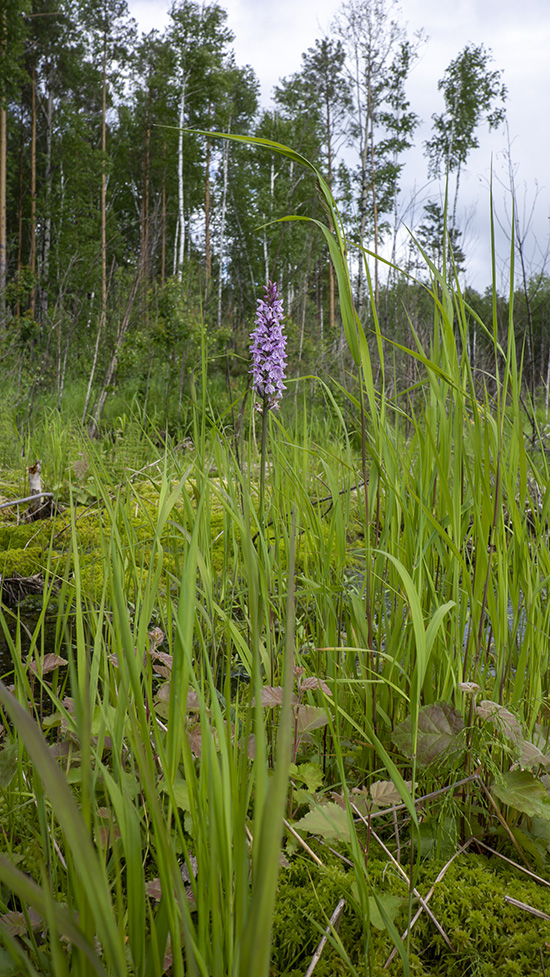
[159,775,191,812]
[491,771,550,819]
[367,893,405,932]
[0,742,18,789]
[0,945,20,976]
[293,802,351,842]
[90,704,117,737]
[517,737,550,770]
[476,700,522,744]
[291,787,313,809]
[294,705,329,735]
[369,779,413,809]
[530,816,550,845]
[392,702,464,765]
[289,761,324,792]
[41,712,61,730]
[508,825,546,868]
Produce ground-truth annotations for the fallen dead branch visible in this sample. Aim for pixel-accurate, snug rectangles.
[304,898,346,977]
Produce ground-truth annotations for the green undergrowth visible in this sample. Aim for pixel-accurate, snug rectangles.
[272,850,550,977]
[0,459,364,601]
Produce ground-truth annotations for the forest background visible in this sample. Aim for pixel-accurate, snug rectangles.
[1,0,548,440]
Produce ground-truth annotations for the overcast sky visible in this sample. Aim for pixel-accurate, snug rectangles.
[128,0,550,291]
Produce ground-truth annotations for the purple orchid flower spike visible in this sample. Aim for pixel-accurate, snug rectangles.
[250,281,287,411]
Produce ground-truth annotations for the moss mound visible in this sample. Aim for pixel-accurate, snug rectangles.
[271,852,550,976]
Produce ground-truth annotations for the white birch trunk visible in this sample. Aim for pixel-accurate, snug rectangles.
[217,136,230,330]
[177,84,186,277]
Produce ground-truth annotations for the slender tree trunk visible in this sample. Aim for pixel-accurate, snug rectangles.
[204,133,211,293]
[452,164,462,232]
[368,75,379,309]
[40,81,53,322]
[141,111,150,283]
[217,135,230,330]
[0,102,6,324]
[29,63,37,318]
[177,84,185,277]
[82,303,105,424]
[100,36,108,333]
[0,8,6,325]
[16,110,23,317]
[325,97,336,334]
[89,272,140,437]
[161,140,166,283]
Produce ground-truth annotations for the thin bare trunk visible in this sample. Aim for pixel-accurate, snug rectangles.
[217,135,230,330]
[0,103,6,324]
[161,140,166,282]
[82,302,104,424]
[101,34,107,323]
[177,85,185,276]
[0,9,6,324]
[29,63,37,317]
[16,111,23,316]
[141,117,150,282]
[89,273,140,437]
[41,84,53,322]
[368,74,379,309]
[204,131,211,293]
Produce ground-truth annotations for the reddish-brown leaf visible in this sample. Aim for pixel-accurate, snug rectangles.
[299,676,332,695]
[28,654,68,676]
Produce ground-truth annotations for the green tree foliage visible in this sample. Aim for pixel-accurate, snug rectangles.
[335,0,423,309]
[0,0,547,426]
[425,43,507,224]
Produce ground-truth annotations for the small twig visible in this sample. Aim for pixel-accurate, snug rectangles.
[476,781,531,868]
[0,493,54,509]
[303,898,346,977]
[504,896,550,922]
[384,838,474,968]
[474,839,550,889]
[351,804,453,952]
[392,805,401,863]
[283,818,325,869]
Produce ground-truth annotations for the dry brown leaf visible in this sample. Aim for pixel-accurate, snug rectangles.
[148,628,165,651]
[153,666,172,679]
[180,855,198,884]
[369,779,412,809]
[253,686,284,707]
[28,653,68,676]
[299,676,332,696]
[1,907,43,936]
[145,878,163,902]
[187,724,203,757]
[151,651,173,671]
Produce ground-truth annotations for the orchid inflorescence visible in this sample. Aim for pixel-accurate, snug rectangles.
[250,280,287,411]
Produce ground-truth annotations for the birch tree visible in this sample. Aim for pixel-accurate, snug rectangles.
[335,0,422,311]
[425,43,507,227]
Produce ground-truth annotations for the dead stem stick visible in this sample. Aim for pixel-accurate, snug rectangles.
[283,818,324,869]
[384,838,474,968]
[475,839,550,888]
[351,804,453,952]
[476,780,531,868]
[354,775,480,823]
[303,898,346,977]
[0,494,54,509]
[504,896,550,921]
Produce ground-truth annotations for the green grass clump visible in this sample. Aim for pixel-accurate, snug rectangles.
[2,138,550,977]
